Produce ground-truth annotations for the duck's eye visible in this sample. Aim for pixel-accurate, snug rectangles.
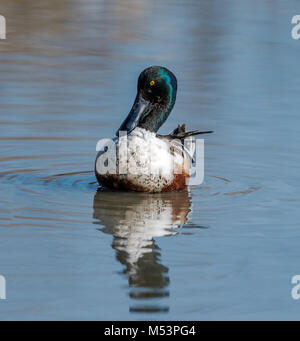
[149,80,155,86]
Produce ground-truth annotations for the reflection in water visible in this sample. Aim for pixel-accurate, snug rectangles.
[93,189,191,313]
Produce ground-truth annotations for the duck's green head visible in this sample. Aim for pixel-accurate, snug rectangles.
[116,66,177,135]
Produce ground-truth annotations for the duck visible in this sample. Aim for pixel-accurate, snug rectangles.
[95,66,212,193]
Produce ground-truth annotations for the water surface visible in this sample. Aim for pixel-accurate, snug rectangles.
[1,0,300,320]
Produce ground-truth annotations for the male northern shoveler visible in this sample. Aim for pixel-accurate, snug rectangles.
[95,66,212,192]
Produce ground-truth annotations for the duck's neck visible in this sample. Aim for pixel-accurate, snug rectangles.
[136,101,173,133]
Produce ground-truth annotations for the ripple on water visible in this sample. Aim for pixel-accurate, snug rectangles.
[0,166,261,198]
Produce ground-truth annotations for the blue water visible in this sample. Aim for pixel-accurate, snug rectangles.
[1,0,300,320]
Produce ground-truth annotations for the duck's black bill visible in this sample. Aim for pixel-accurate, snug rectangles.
[116,94,151,135]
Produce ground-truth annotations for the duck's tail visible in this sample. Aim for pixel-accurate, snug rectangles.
[161,124,213,140]
[157,124,213,163]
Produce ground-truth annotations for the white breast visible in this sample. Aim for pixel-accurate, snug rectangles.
[118,128,178,191]
[96,128,191,192]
